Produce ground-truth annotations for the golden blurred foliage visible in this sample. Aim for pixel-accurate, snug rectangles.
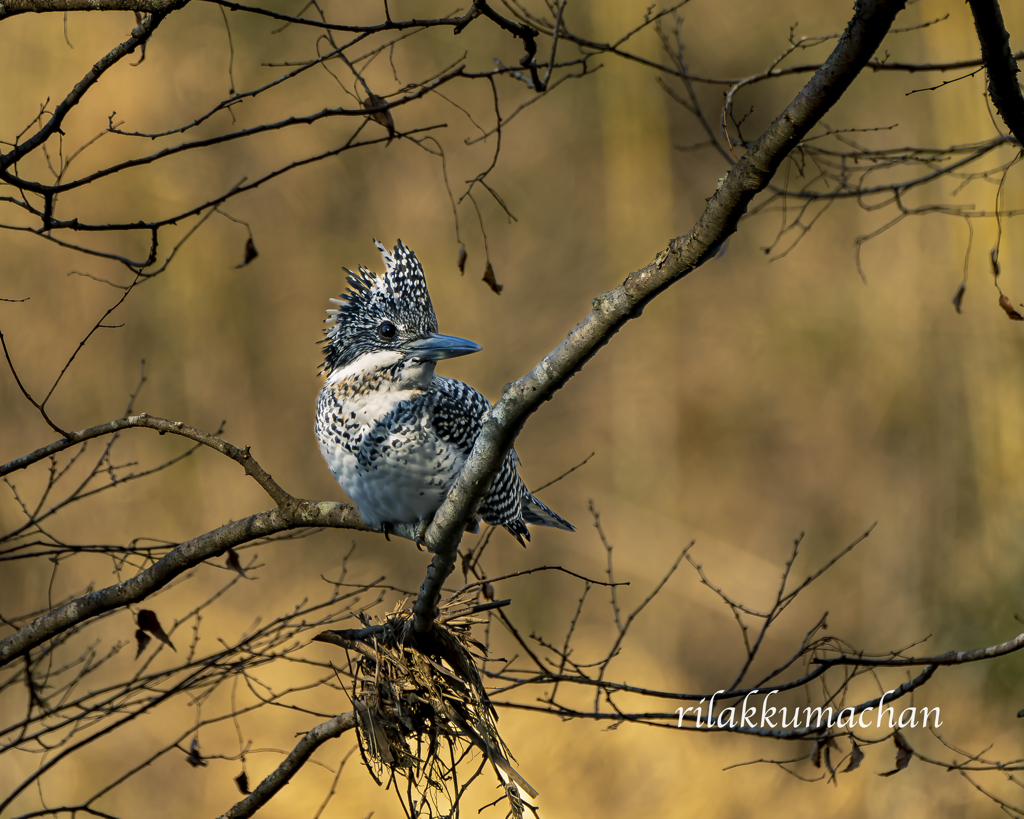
[2,1,1024,817]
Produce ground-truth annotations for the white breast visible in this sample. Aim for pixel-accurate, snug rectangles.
[317,383,465,529]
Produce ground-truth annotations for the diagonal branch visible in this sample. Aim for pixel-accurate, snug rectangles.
[0,497,415,666]
[218,710,360,819]
[0,4,187,170]
[967,0,1024,145]
[412,0,909,632]
[0,414,430,666]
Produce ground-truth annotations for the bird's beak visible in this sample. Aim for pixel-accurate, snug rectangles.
[404,332,482,361]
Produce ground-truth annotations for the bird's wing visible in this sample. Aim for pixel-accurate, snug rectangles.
[428,377,534,541]
[427,376,491,454]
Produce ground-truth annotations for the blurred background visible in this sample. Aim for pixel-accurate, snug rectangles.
[2,0,1024,816]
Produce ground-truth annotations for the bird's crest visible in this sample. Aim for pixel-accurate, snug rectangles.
[321,239,439,374]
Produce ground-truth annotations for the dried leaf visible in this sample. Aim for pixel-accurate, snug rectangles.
[880,732,914,776]
[234,237,258,269]
[998,293,1024,321]
[812,736,838,771]
[137,609,176,651]
[226,548,249,579]
[131,13,148,67]
[234,771,250,794]
[991,248,1001,278]
[952,282,965,314]
[843,740,865,773]
[894,732,914,768]
[481,581,494,601]
[185,736,208,768]
[482,261,503,295]
[134,628,151,659]
[457,246,467,273]
[362,94,395,144]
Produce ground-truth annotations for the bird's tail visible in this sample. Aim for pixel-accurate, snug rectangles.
[522,495,575,532]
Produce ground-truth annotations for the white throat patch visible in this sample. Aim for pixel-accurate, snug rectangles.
[325,349,404,386]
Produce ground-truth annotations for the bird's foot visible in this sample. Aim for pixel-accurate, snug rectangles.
[413,519,430,551]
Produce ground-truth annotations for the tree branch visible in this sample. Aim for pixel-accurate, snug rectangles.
[412,0,910,632]
[0,497,416,666]
[816,630,1024,667]
[0,0,183,16]
[218,710,359,819]
[0,4,186,167]
[967,0,1024,145]
[0,412,432,666]
[1,413,291,505]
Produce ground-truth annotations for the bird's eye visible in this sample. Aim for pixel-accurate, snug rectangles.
[377,321,397,339]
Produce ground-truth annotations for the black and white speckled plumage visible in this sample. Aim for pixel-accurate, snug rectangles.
[315,239,573,545]
[320,240,440,376]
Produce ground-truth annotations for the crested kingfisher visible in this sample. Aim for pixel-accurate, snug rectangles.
[315,239,574,545]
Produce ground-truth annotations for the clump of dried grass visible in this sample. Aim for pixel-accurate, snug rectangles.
[315,591,534,818]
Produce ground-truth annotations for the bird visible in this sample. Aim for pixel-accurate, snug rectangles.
[315,239,574,546]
